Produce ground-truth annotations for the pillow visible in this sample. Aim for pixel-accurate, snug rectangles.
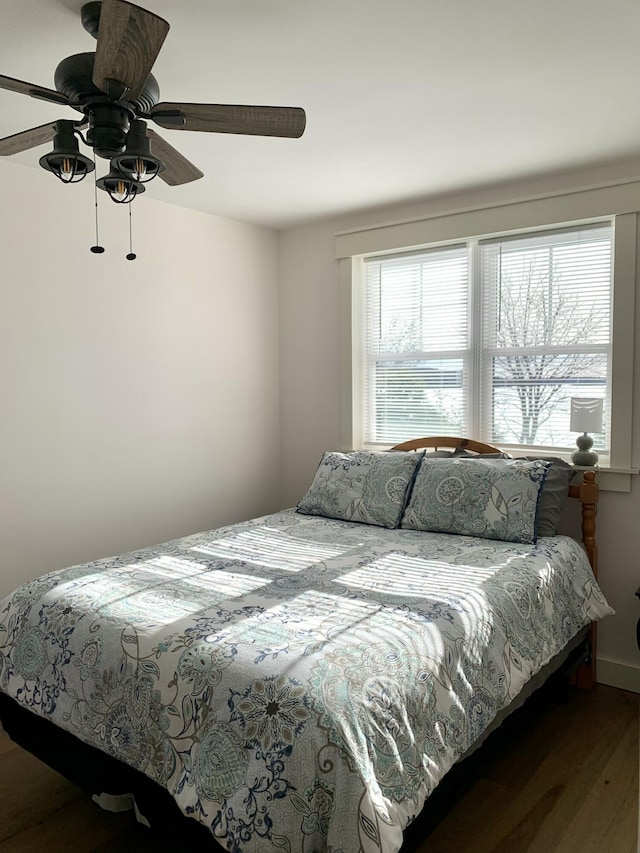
[400,457,551,543]
[515,456,574,537]
[453,447,512,459]
[296,450,424,528]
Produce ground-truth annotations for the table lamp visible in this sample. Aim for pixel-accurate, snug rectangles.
[570,397,603,466]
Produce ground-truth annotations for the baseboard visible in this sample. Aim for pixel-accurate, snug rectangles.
[596,657,640,693]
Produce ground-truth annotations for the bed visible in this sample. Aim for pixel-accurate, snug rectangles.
[0,437,612,853]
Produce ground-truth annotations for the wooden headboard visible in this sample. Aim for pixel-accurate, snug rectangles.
[389,436,599,575]
[390,435,503,455]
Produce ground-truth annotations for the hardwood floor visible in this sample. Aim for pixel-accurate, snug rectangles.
[421,685,639,853]
[0,685,637,852]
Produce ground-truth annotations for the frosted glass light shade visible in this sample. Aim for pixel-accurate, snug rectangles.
[570,398,603,435]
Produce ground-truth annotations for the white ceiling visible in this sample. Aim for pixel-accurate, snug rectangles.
[2,0,640,229]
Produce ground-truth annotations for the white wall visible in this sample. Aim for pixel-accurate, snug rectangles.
[0,160,281,600]
[278,157,640,691]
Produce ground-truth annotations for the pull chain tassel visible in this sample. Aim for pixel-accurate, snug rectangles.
[90,150,105,254]
[126,201,136,260]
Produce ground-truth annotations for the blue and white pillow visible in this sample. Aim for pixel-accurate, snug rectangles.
[400,457,551,543]
[296,450,424,528]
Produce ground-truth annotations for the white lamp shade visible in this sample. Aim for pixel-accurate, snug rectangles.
[570,397,603,434]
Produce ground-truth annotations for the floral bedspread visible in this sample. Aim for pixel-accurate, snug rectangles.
[0,510,613,853]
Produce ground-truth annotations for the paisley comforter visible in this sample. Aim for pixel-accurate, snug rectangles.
[0,510,613,853]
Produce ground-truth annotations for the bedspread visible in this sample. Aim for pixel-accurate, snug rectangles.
[0,510,613,853]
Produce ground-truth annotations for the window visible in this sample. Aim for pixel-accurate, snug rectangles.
[361,223,612,455]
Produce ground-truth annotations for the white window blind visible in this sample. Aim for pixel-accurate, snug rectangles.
[361,223,613,453]
[480,225,611,451]
[363,246,470,446]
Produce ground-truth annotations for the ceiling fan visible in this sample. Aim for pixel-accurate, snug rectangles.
[0,0,306,203]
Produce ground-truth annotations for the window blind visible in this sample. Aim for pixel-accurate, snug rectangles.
[479,225,612,450]
[363,246,469,446]
[361,223,612,452]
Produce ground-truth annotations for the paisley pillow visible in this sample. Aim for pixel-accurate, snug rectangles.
[296,450,424,528]
[400,457,551,543]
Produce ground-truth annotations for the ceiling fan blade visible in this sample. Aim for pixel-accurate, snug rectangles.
[0,121,60,156]
[93,0,169,102]
[0,74,70,107]
[150,103,306,138]
[147,127,204,187]
[147,128,203,186]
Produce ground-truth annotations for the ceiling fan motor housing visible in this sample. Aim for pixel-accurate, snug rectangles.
[86,104,131,158]
[54,52,160,158]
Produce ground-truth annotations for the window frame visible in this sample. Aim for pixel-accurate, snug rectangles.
[336,181,639,492]
[361,228,614,453]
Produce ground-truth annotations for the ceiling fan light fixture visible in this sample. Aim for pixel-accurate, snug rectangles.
[113,153,161,183]
[111,119,164,183]
[96,166,145,203]
[38,119,94,184]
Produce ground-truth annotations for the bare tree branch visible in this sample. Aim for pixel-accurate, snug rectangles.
[494,254,606,443]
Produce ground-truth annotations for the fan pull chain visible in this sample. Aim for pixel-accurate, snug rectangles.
[126,201,137,261]
[90,151,105,254]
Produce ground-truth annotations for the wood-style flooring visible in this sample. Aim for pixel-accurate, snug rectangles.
[0,685,637,852]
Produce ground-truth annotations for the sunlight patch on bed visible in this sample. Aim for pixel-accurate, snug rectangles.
[335,552,498,658]
[95,569,268,624]
[48,564,270,627]
[43,556,214,599]
[335,552,500,598]
[124,555,216,580]
[190,527,349,572]
[218,589,380,649]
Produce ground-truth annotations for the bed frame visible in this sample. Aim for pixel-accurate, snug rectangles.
[0,436,601,851]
